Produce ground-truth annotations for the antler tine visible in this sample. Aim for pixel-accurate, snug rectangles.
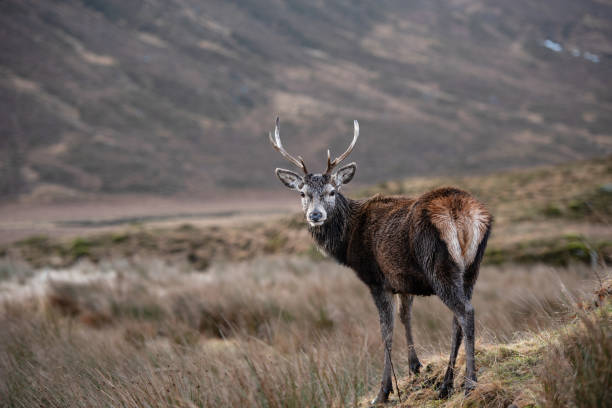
[268,117,308,174]
[326,120,359,174]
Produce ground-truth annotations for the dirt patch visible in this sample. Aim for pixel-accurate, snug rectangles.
[0,192,297,245]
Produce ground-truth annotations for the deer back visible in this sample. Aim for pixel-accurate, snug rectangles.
[344,188,491,294]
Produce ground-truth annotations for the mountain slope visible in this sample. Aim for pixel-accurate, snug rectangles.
[1,0,611,198]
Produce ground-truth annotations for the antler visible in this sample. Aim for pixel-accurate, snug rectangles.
[325,120,359,174]
[268,117,308,174]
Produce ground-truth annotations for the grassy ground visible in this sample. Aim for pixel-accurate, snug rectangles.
[0,156,610,407]
[0,254,608,407]
[371,277,612,408]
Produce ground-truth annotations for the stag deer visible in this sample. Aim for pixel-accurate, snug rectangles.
[269,118,492,404]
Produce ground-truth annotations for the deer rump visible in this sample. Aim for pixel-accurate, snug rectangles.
[361,188,492,296]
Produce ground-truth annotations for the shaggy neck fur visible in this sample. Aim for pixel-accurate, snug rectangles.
[308,192,357,265]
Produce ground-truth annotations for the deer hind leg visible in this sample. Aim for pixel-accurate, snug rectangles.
[439,316,463,398]
[436,276,477,398]
[398,294,422,374]
[439,281,476,398]
[370,287,396,405]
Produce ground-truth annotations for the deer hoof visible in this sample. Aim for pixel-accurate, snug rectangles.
[464,378,477,396]
[409,358,422,375]
[438,382,453,399]
[370,389,390,405]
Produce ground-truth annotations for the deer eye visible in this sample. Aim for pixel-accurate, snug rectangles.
[300,192,305,198]
[329,191,335,197]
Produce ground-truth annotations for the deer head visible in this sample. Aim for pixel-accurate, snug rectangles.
[269,117,358,226]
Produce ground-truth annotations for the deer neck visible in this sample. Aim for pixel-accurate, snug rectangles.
[308,193,356,265]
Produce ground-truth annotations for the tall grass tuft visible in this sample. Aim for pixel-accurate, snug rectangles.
[538,281,612,408]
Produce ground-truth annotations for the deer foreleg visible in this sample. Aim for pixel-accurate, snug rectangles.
[399,294,422,375]
[370,287,395,405]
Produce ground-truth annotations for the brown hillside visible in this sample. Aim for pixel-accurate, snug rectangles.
[1,0,611,198]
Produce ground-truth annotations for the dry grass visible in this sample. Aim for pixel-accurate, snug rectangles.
[386,335,547,408]
[1,257,376,408]
[364,275,612,408]
[538,280,612,408]
[0,254,604,407]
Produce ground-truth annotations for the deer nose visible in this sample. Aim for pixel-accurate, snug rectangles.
[309,211,323,222]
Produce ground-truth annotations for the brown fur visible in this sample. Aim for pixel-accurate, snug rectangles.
[315,186,492,402]
[425,192,491,270]
[338,188,491,296]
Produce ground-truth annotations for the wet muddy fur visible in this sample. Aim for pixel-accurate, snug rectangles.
[307,187,492,403]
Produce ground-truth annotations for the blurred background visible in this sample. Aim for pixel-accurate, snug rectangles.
[1,1,611,407]
[1,1,611,224]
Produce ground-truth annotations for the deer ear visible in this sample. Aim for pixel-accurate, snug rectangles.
[332,162,356,187]
[275,168,304,190]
